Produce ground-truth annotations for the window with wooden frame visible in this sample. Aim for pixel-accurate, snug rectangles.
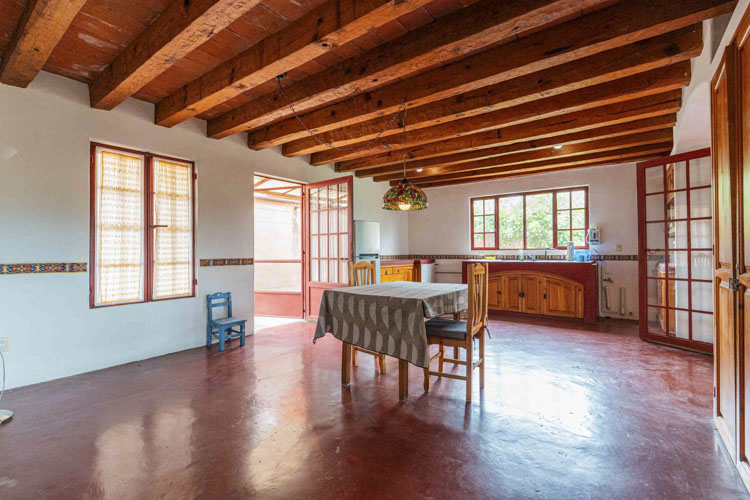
[90,143,196,307]
[470,187,589,251]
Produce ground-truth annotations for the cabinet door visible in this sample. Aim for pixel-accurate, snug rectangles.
[488,277,501,310]
[503,274,522,312]
[404,267,414,282]
[521,275,542,314]
[543,277,581,318]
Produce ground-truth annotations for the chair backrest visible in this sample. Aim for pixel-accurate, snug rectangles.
[207,292,232,322]
[349,260,376,286]
[466,263,488,336]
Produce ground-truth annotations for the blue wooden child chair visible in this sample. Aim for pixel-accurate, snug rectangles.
[206,292,247,351]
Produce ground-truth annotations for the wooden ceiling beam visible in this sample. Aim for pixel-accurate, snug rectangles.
[89,0,263,110]
[0,0,87,87]
[354,115,677,177]
[312,61,691,165]
[336,91,682,171]
[416,153,671,189]
[373,129,673,182]
[281,26,700,157]
[406,142,675,187]
[240,0,734,150]
[154,0,441,128]
[207,0,612,139]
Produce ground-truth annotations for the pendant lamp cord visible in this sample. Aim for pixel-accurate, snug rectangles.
[275,74,407,153]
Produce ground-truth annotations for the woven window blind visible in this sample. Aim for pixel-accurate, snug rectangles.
[152,158,193,299]
[96,150,145,305]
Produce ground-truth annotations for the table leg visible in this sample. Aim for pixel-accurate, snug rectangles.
[399,359,408,402]
[342,341,352,386]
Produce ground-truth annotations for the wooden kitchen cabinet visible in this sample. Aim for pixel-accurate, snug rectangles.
[490,271,584,319]
[380,263,417,283]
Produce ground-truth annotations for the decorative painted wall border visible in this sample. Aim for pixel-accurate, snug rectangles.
[0,262,87,275]
[381,254,638,261]
[200,258,254,267]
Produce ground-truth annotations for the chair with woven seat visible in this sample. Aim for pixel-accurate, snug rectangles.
[206,292,247,351]
[423,262,488,402]
[348,260,387,373]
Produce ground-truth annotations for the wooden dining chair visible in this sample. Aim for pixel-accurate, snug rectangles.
[348,260,387,373]
[423,262,488,402]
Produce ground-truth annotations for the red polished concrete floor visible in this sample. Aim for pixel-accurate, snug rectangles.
[1,317,748,499]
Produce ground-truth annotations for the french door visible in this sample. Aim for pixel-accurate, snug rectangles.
[637,149,714,354]
[304,176,353,319]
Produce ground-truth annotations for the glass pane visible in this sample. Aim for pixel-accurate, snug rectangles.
[668,221,687,249]
[690,188,712,218]
[571,190,586,209]
[484,199,495,215]
[321,186,330,209]
[473,199,484,215]
[691,251,713,280]
[320,209,328,233]
[692,312,714,343]
[339,182,348,208]
[474,216,484,233]
[646,251,666,278]
[671,280,689,309]
[571,230,585,246]
[647,223,665,249]
[339,208,348,233]
[340,261,348,285]
[329,209,337,234]
[647,307,667,335]
[691,220,712,249]
[339,234,349,259]
[330,184,338,209]
[645,166,664,194]
[254,262,302,292]
[557,210,570,229]
[485,215,496,232]
[690,156,712,187]
[668,162,687,190]
[311,235,318,258]
[310,210,318,235]
[525,193,553,249]
[692,281,713,312]
[474,233,484,248]
[667,191,687,220]
[329,235,338,259]
[310,188,319,211]
[497,196,524,248]
[320,235,328,258]
[320,260,327,282]
[557,191,570,209]
[329,259,338,283]
[571,209,585,229]
[310,259,318,282]
[646,194,664,222]
[672,310,690,338]
[557,230,570,247]
[669,251,688,279]
[647,278,661,306]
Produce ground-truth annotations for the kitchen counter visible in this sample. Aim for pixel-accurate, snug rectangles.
[382,259,436,266]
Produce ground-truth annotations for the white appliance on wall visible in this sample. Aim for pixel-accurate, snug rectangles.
[353,220,381,282]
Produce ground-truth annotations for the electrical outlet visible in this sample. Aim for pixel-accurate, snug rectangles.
[0,338,7,353]
[615,244,622,253]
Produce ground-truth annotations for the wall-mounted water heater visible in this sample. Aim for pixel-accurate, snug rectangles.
[587,227,600,246]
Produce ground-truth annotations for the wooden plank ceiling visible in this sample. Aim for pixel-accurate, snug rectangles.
[0,0,737,188]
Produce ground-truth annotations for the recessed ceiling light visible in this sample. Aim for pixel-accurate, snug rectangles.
[554,145,563,150]
[416,168,423,172]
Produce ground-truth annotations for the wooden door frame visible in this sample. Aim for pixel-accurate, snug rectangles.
[636,147,713,354]
[303,175,354,320]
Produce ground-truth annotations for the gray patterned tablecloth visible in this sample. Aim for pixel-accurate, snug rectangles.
[313,282,468,368]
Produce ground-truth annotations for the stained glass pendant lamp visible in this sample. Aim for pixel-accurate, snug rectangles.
[382,106,428,211]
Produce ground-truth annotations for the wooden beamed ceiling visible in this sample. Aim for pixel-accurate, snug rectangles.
[0,0,737,188]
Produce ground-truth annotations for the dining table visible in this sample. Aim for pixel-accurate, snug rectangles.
[313,281,468,401]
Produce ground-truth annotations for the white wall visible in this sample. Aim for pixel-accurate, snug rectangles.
[0,72,407,389]
[407,164,640,320]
